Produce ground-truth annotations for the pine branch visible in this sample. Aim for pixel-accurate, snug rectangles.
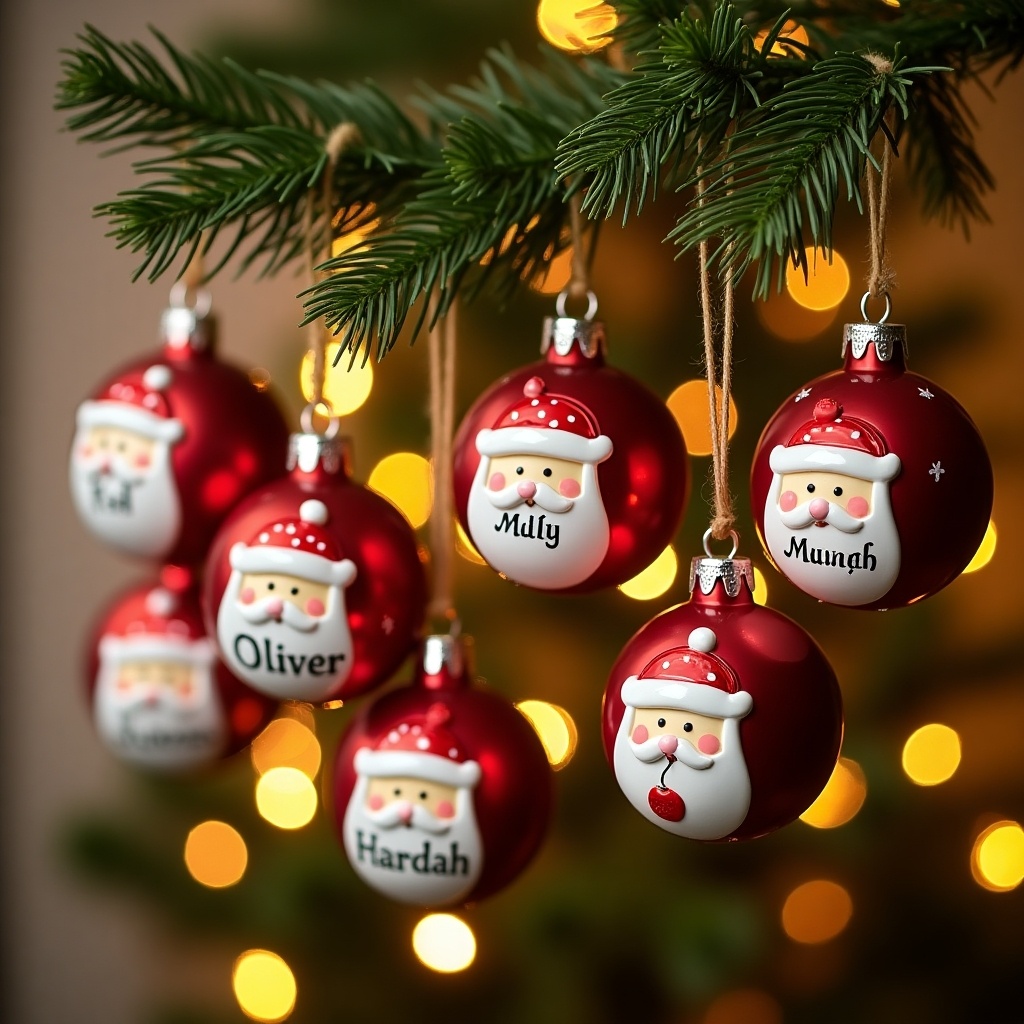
[611,0,691,51]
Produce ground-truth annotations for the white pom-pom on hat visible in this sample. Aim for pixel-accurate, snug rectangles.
[299,499,329,525]
[687,627,717,653]
[144,587,177,617]
[142,365,173,391]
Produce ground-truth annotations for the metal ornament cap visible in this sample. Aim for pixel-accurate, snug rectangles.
[541,316,606,363]
[842,320,907,365]
[287,432,350,477]
[689,555,756,602]
[419,633,470,691]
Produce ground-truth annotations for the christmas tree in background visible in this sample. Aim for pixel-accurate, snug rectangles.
[54,2,1023,1023]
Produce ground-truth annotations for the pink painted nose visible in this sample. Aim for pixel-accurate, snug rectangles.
[517,481,537,499]
[809,498,830,521]
[398,801,414,825]
[658,735,678,755]
[265,597,284,619]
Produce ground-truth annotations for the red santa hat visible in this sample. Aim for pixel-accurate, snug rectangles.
[76,365,185,444]
[98,587,215,666]
[228,499,357,588]
[475,376,613,465]
[769,398,900,482]
[620,628,753,719]
[353,703,482,788]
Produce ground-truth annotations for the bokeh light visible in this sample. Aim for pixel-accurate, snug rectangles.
[971,821,1024,892]
[752,565,769,607]
[756,288,839,341]
[754,19,810,56]
[785,248,851,311]
[704,989,784,1024]
[537,0,618,53]
[963,519,997,573]
[255,767,318,830]
[902,724,961,786]
[666,380,738,456]
[455,519,487,565]
[412,914,477,973]
[248,367,272,392]
[184,821,248,888]
[515,700,579,769]
[331,204,380,257]
[300,340,374,416]
[233,950,297,1022]
[368,452,433,528]
[781,880,853,944]
[618,545,678,600]
[800,757,867,829]
[251,717,322,780]
[532,246,574,294]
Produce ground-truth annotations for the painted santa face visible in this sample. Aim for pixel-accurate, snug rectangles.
[764,464,901,606]
[466,450,609,589]
[342,768,484,906]
[612,702,751,840]
[216,569,354,702]
[70,420,182,558]
[93,644,226,770]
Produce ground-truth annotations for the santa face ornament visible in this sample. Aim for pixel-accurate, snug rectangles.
[603,550,843,841]
[454,316,689,593]
[752,317,993,609]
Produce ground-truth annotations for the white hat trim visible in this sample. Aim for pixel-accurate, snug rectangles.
[98,633,216,666]
[229,542,357,587]
[354,747,482,788]
[476,426,613,465]
[77,399,185,443]
[769,443,901,483]
[621,675,753,719]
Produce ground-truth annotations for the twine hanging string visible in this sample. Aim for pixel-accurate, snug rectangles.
[567,191,592,304]
[427,296,459,624]
[863,54,896,309]
[304,122,361,414]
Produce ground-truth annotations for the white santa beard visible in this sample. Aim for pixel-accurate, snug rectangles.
[69,431,182,558]
[763,474,902,606]
[93,666,226,771]
[342,775,483,906]
[216,571,354,702]
[466,459,610,589]
[612,711,751,840]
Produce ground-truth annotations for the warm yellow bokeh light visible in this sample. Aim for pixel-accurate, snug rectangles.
[704,988,784,1024]
[233,950,297,1023]
[251,718,322,780]
[516,700,579,769]
[667,380,739,456]
[781,880,853,944]
[455,519,487,565]
[971,821,1024,892]
[618,545,678,600]
[902,723,962,786]
[300,341,374,417]
[963,520,997,574]
[754,20,810,56]
[756,288,839,342]
[368,452,433,528]
[184,821,248,889]
[786,248,851,311]
[532,246,574,295]
[412,914,477,973]
[537,0,618,53]
[255,767,318,830]
[752,566,768,607]
[800,757,867,829]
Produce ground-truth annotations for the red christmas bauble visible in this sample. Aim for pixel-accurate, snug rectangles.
[453,316,689,592]
[203,432,427,704]
[602,550,843,841]
[85,567,276,772]
[69,297,289,565]
[332,634,553,906]
[751,319,993,609]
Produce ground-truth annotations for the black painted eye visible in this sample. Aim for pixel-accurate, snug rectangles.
[516,466,524,475]
[683,722,694,733]
[806,483,816,493]
[290,587,299,595]
[657,717,666,728]
[393,788,402,796]
[117,442,126,452]
[543,468,552,477]
[267,582,275,590]
[833,486,844,497]
[419,791,428,800]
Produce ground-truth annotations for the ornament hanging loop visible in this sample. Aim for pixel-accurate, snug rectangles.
[300,398,341,439]
[702,527,739,561]
[859,289,892,325]
[555,288,598,321]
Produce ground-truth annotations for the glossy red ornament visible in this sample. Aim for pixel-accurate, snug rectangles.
[85,566,276,772]
[751,316,993,609]
[453,315,689,592]
[69,293,289,565]
[332,634,553,907]
[204,432,427,704]
[602,547,843,841]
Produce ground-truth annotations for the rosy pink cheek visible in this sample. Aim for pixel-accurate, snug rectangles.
[780,490,798,512]
[81,445,93,458]
[368,794,384,811]
[116,677,131,691]
[697,734,721,755]
[134,453,151,468]
[558,478,581,498]
[632,724,649,743]
[488,472,506,491]
[847,496,870,518]
[240,587,255,604]
[306,597,326,616]
[435,800,455,819]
